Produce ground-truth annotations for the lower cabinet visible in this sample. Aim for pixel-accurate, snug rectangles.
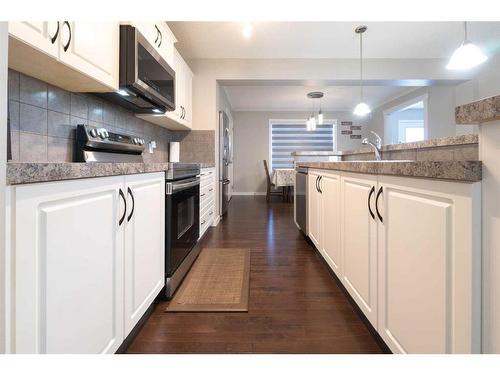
[11,172,165,353]
[340,173,378,327]
[304,168,481,353]
[200,167,216,238]
[307,171,322,248]
[376,175,481,354]
[124,174,165,337]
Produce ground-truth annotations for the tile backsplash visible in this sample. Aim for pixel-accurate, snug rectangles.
[7,69,205,163]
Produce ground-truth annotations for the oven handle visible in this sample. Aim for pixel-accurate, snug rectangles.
[166,178,200,195]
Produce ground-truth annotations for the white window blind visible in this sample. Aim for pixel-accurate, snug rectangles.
[270,121,336,170]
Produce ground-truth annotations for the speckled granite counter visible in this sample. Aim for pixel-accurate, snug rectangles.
[7,162,216,185]
[456,95,500,124]
[298,160,482,182]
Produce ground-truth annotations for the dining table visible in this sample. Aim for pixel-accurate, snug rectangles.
[271,168,295,202]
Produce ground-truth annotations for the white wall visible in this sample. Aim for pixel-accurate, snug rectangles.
[0,22,8,354]
[367,86,457,143]
[232,110,365,194]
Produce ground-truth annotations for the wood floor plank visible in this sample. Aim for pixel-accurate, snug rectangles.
[126,196,385,354]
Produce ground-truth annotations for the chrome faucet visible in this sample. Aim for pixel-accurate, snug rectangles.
[362,131,383,161]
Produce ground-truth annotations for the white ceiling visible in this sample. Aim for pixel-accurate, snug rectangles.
[168,22,500,59]
[223,85,416,112]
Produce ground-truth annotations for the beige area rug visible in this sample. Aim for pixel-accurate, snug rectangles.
[166,248,250,312]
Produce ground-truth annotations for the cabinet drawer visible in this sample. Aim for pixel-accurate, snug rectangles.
[201,197,215,217]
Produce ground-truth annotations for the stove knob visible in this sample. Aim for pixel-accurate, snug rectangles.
[133,138,138,144]
[139,139,144,145]
[100,129,108,139]
[89,128,98,138]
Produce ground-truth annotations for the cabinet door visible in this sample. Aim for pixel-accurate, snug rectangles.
[340,173,378,327]
[124,173,165,336]
[58,22,119,90]
[377,176,481,353]
[307,172,321,247]
[14,176,125,353]
[172,49,185,120]
[183,64,193,125]
[9,21,60,59]
[320,172,342,276]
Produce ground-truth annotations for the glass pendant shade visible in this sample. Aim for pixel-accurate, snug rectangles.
[446,41,487,70]
[311,116,317,131]
[353,102,371,116]
[318,111,323,125]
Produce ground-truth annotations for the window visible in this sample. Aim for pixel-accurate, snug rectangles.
[269,120,336,170]
[398,119,425,143]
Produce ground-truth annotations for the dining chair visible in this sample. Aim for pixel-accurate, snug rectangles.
[263,160,286,202]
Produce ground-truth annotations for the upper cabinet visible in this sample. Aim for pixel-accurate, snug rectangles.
[131,22,176,68]
[8,21,119,92]
[137,46,194,131]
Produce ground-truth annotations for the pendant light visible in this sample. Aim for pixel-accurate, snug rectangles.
[446,22,488,70]
[353,25,371,117]
[306,91,324,131]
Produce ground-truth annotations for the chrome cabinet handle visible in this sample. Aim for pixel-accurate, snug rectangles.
[201,220,206,225]
[318,176,323,194]
[315,176,319,192]
[209,188,213,192]
[368,186,375,220]
[119,189,127,226]
[201,193,206,197]
[62,21,71,52]
[127,187,135,222]
[49,21,60,44]
[376,186,384,223]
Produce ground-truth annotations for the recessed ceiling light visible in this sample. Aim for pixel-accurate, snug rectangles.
[242,23,253,39]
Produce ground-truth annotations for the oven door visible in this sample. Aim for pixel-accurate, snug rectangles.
[165,177,200,277]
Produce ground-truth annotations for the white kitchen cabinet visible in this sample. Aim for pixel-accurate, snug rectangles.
[10,172,165,353]
[8,22,60,59]
[13,176,125,354]
[305,168,481,353]
[307,172,321,248]
[8,21,119,92]
[58,22,119,91]
[319,173,342,276]
[200,167,216,238]
[133,22,176,68]
[377,175,481,354]
[340,172,378,328]
[124,173,165,337]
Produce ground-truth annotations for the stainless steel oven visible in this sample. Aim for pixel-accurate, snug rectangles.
[164,166,200,298]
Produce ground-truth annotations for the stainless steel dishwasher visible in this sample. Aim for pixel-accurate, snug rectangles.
[295,166,308,234]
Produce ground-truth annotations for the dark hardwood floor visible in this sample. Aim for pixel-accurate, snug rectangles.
[126,195,384,354]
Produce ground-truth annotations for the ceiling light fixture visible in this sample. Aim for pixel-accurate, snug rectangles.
[446,22,488,70]
[306,92,324,131]
[353,25,371,117]
[242,23,253,39]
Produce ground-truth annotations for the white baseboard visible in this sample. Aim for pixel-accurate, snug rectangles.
[232,192,266,196]
[211,215,220,227]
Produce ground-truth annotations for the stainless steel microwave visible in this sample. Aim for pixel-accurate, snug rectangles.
[97,25,175,114]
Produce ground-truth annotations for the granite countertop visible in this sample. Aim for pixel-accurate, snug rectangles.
[340,134,478,156]
[456,94,500,124]
[298,160,482,182]
[7,162,216,185]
